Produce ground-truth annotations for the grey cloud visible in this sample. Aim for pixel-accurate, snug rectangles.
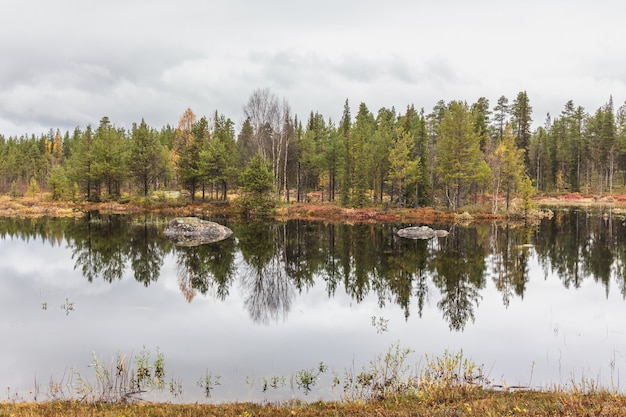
[388,56,417,84]
[257,51,303,89]
[332,55,383,83]
[2,0,626,136]
[422,57,459,86]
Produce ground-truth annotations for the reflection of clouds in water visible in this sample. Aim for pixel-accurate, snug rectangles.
[0,239,76,284]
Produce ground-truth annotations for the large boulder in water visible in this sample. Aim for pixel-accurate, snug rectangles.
[164,217,232,246]
[397,225,449,240]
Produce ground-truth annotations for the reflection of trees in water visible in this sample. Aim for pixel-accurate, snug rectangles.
[534,208,626,295]
[6,209,626,329]
[374,226,432,320]
[237,221,294,324]
[69,214,128,283]
[175,236,236,302]
[242,252,294,324]
[129,223,166,286]
[53,214,171,285]
[489,223,531,307]
[536,210,589,288]
[430,226,486,331]
[334,224,374,303]
[0,217,68,245]
[176,247,210,302]
[283,220,319,292]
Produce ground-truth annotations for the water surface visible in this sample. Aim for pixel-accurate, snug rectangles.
[1,210,625,402]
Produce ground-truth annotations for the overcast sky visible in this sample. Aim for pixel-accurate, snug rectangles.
[1,0,625,137]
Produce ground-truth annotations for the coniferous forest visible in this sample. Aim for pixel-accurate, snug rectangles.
[1,88,625,212]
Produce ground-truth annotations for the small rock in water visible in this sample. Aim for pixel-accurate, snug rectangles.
[397,225,449,240]
[164,217,232,246]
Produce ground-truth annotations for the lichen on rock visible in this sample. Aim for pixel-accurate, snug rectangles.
[164,217,232,246]
[397,225,449,240]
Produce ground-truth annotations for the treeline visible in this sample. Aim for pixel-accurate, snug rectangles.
[1,89,625,211]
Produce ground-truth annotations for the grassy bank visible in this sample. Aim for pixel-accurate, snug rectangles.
[0,193,465,222]
[0,191,588,223]
[2,390,626,416]
[3,345,625,416]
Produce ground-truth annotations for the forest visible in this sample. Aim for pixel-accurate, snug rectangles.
[0,89,624,213]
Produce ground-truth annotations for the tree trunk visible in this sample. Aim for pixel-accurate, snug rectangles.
[506,184,510,211]
[296,162,301,202]
[493,175,500,215]
[283,135,289,202]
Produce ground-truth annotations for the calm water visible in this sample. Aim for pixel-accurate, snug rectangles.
[1,209,626,402]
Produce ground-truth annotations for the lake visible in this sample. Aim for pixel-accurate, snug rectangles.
[1,209,625,403]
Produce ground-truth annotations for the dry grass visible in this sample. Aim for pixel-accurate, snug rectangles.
[2,390,626,417]
[275,203,458,224]
[0,195,83,218]
[0,195,237,219]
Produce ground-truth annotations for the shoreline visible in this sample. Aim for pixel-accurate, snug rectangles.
[0,192,624,222]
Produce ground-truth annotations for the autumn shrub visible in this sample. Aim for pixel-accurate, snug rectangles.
[26,177,40,198]
[10,180,20,198]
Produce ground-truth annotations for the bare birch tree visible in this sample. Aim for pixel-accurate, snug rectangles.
[243,89,294,200]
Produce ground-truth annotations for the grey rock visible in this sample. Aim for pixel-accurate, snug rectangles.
[164,217,232,246]
[397,225,449,240]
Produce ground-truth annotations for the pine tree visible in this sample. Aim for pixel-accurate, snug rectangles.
[340,99,351,206]
[321,121,342,202]
[489,124,525,212]
[172,109,203,201]
[493,95,509,143]
[371,107,395,203]
[47,165,69,200]
[91,117,128,199]
[387,129,420,208]
[350,102,374,207]
[237,117,255,166]
[129,119,170,197]
[199,111,238,201]
[67,125,95,201]
[399,105,431,206]
[435,101,484,209]
[239,151,274,214]
[471,97,491,152]
[511,91,533,168]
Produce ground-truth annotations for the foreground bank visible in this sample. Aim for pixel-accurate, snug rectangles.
[2,390,626,417]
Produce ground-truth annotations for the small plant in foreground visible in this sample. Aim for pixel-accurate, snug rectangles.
[295,362,328,395]
[44,369,71,400]
[68,347,167,403]
[168,377,184,399]
[197,370,221,399]
[568,371,607,395]
[418,349,488,403]
[342,341,416,401]
[133,347,166,390]
[262,375,286,392]
[339,343,489,403]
